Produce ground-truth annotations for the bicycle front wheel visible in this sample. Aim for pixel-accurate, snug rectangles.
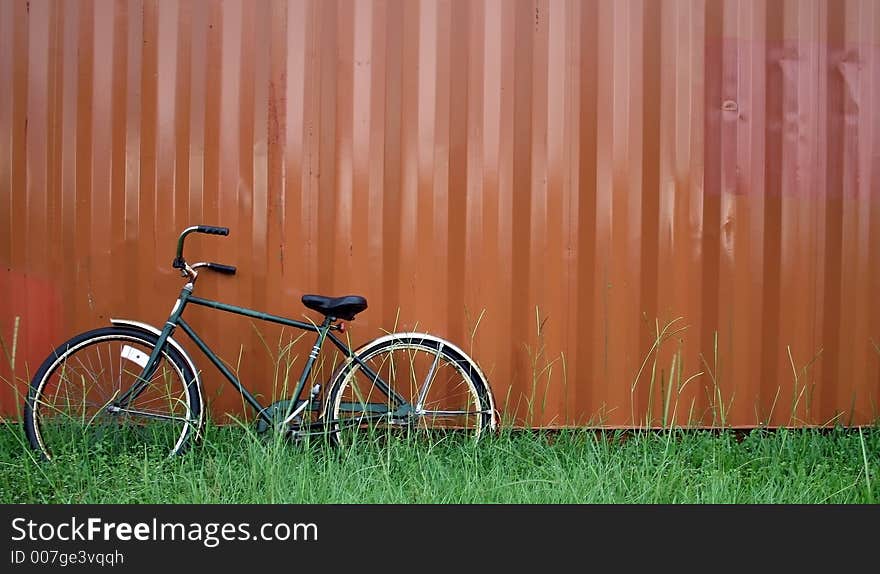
[324,334,495,446]
[23,327,202,461]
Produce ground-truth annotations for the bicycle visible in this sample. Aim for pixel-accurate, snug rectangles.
[23,225,498,461]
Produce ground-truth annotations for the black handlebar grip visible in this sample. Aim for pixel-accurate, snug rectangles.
[197,225,229,236]
[206,263,237,275]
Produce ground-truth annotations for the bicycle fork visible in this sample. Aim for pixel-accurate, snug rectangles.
[112,288,192,413]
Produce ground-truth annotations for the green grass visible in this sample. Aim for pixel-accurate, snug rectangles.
[2,313,878,504]
[1,423,877,504]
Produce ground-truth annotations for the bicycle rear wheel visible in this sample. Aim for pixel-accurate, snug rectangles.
[23,327,202,461]
[324,334,495,446]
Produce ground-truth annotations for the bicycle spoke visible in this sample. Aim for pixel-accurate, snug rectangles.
[416,343,443,411]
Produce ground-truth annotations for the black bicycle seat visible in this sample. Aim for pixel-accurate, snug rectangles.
[301,294,368,320]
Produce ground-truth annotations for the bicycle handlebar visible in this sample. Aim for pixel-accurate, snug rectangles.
[172,225,235,277]
[204,262,237,275]
[196,225,229,236]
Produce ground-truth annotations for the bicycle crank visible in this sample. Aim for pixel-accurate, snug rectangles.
[254,386,321,435]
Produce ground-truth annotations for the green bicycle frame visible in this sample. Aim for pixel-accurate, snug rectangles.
[116,285,407,430]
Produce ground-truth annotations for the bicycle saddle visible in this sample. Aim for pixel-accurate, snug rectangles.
[301,294,368,321]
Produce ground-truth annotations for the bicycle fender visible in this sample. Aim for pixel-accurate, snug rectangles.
[109,318,205,421]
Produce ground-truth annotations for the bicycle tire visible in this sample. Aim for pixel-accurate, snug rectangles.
[23,326,203,461]
[323,334,495,446]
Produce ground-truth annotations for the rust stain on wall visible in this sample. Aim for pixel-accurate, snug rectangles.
[2,0,879,428]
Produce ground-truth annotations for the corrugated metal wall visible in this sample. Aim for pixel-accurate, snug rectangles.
[2,0,879,428]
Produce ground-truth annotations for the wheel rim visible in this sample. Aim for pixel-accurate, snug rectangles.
[330,342,487,445]
[31,335,196,460]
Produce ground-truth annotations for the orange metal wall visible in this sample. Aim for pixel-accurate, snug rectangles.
[2,0,880,428]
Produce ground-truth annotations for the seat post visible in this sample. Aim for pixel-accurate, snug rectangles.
[285,314,334,416]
